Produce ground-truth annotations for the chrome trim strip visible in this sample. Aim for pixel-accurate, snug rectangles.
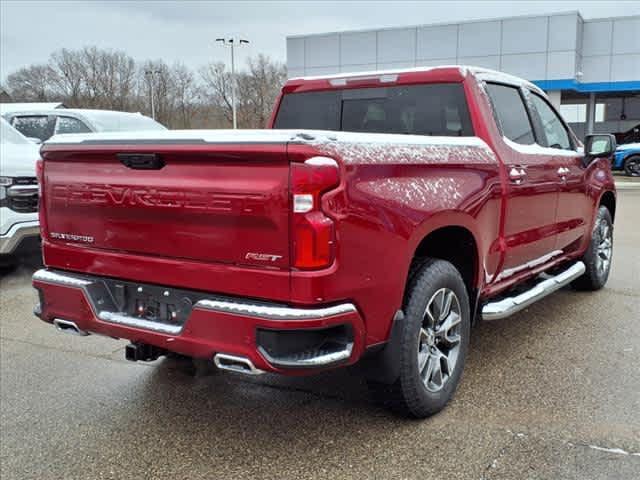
[214,353,265,375]
[98,311,183,335]
[482,261,585,321]
[258,343,353,368]
[195,299,357,320]
[33,269,91,287]
[6,185,39,197]
[494,250,563,282]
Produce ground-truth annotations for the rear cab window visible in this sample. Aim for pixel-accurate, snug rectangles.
[274,83,473,137]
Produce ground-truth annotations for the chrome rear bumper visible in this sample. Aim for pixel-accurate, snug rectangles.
[0,220,40,255]
[33,268,362,371]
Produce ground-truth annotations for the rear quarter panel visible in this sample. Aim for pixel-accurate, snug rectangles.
[289,135,503,345]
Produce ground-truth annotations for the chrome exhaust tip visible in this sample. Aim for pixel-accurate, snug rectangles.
[52,318,90,336]
[213,353,264,375]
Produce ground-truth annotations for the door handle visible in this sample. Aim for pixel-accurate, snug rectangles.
[509,167,526,184]
[557,167,569,178]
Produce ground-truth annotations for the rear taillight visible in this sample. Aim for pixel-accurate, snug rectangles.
[291,157,340,270]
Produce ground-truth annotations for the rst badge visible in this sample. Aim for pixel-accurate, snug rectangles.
[245,252,283,262]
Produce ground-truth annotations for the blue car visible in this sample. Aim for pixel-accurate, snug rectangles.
[613,143,640,177]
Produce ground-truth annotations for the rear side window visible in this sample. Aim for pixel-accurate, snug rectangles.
[529,93,572,150]
[55,116,92,135]
[274,83,473,137]
[485,83,535,145]
[11,115,53,141]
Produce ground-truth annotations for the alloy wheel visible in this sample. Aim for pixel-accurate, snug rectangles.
[596,222,613,276]
[417,288,462,393]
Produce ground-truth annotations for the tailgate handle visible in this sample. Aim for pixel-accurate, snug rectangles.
[117,153,165,170]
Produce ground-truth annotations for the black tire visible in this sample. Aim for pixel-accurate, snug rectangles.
[369,259,471,418]
[624,155,640,177]
[572,206,613,291]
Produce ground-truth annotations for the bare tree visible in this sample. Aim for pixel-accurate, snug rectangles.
[50,49,84,104]
[4,47,287,130]
[240,54,287,128]
[199,62,234,126]
[171,63,197,128]
[6,64,57,101]
[200,55,286,128]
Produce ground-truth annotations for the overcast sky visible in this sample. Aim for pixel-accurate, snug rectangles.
[2,0,640,80]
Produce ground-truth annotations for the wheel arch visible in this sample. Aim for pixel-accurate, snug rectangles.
[405,221,481,313]
[599,190,616,222]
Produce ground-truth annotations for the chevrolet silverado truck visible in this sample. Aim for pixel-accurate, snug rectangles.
[32,66,617,418]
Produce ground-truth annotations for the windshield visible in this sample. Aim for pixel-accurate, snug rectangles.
[86,113,166,132]
[0,118,31,144]
[274,83,473,136]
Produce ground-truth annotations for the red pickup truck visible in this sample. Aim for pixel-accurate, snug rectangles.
[32,66,617,418]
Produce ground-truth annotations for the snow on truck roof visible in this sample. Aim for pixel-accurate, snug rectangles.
[287,65,543,94]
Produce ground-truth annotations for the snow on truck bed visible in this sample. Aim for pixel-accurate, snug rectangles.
[45,129,497,165]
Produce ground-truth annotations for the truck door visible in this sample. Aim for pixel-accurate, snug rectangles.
[485,83,560,282]
[527,91,592,257]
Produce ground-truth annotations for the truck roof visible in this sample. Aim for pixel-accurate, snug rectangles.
[284,65,543,95]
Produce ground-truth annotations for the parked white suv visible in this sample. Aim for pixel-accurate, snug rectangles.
[0,118,41,265]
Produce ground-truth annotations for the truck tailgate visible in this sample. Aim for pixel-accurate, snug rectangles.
[41,143,290,269]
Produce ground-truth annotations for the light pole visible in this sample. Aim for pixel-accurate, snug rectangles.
[216,37,249,129]
[144,70,161,120]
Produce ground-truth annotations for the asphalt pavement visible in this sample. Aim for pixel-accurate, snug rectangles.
[1,191,639,480]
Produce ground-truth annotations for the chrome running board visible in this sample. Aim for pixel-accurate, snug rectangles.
[482,261,586,321]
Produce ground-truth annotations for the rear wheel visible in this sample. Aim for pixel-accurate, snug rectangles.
[572,206,613,291]
[624,155,640,177]
[369,259,471,418]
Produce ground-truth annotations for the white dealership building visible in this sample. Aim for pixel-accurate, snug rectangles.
[286,11,640,137]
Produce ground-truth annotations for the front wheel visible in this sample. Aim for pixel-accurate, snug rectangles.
[370,259,471,418]
[624,155,640,177]
[572,206,613,291]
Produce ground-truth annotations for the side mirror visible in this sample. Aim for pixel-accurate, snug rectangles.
[583,134,616,166]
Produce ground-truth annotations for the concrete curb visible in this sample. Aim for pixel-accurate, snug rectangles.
[614,182,640,190]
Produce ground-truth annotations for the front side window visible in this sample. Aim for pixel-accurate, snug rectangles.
[55,116,92,135]
[485,83,535,145]
[11,115,53,141]
[274,83,473,137]
[529,93,572,150]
